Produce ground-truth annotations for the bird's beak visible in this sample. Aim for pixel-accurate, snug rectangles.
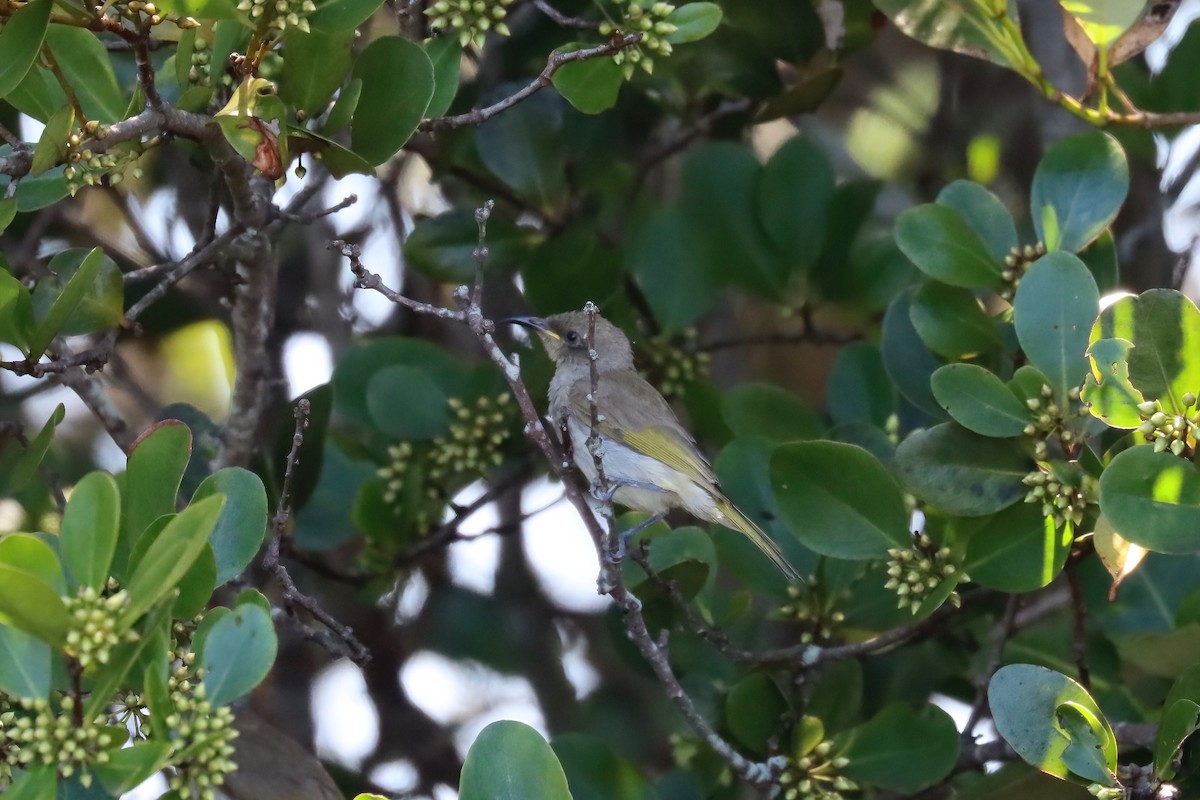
[505,316,560,340]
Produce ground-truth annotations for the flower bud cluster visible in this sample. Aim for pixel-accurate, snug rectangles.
[1085,784,1125,799]
[425,0,513,49]
[640,332,710,400]
[1023,383,1086,459]
[599,0,678,79]
[999,242,1047,301]
[884,534,961,614]
[63,123,155,195]
[778,739,857,800]
[163,639,239,800]
[1022,468,1093,529]
[778,584,843,644]
[429,393,514,482]
[379,441,416,506]
[112,0,200,29]
[0,694,14,787]
[63,586,133,672]
[1135,394,1198,457]
[3,694,119,786]
[237,0,316,35]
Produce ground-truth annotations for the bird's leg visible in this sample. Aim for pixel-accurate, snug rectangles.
[610,512,667,562]
[591,477,665,505]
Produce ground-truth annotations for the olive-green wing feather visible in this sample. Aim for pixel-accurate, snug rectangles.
[715,498,804,584]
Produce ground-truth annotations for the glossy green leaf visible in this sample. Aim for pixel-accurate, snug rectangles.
[281,27,354,116]
[963,502,1071,591]
[351,36,434,165]
[725,673,786,752]
[895,423,1028,515]
[2,763,56,800]
[771,441,910,558]
[757,136,834,276]
[32,247,124,337]
[333,337,468,428]
[551,733,653,800]
[7,403,64,494]
[322,78,361,135]
[423,35,461,118]
[1013,252,1099,401]
[0,261,33,350]
[476,88,567,210]
[29,104,73,177]
[13,165,68,211]
[1090,289,1200,413]
[630,204,719,334]
[873,0,1022,67]
[1100,446,1200,554]
[25,246,105,360]
[721,382,823,442]
[1154,699,1200,780]
[552,44,624,114]
[122,494,225,625]
[0,565,68,645]
[6,63,63,123]
[0,0,51,98]
[827,342,894,427]
[894,203,1002,288]
[191,467,268,585]
[365,364,451,440]
[989,664,1117,782]
[622,524,713,602]
[0,534,64,593]
[93,742,173,796]
[1031,132,1128,253]
[0,625,50,699]
[309,0,383,30]
[936,179,1018,263]
[838,703,959,793]
[910,280,1001,359]
[1082,337,1144,428]
[0,197,14,232]
[665,2,722,43]
[60,471,120,590]
[460,720,573,800]
[44,25,126,122]
[200,601,277,706]
[931,363,1031,437]
[119,420,191,576]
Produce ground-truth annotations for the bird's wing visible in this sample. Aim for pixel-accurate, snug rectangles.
[566,371,719,487]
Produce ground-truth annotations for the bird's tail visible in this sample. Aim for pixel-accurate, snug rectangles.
[715,499,804,584]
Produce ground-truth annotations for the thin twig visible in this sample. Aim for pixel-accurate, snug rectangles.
[330,239,466,321]
[962,595,1021,743]
[0,120,22,148]
[531,0,601,29]
[1067,559,1091,690]
[420,34,641,131]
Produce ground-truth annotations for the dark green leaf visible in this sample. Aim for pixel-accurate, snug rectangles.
[423,35,461,118]
[7,403,64,494]
[351,36,434,165]
[1013,252,1099,401]
[0,0,51,98]
[894,203,1002,288]
[93,742,173,796]
[757,136,834,276]
[629,204,719,334]
[0,565,68,645]
[910,280,1001,359]
[963,502,1071,591]
[895,423,1028,515]
[286,124,375,178]
[44,25,126,122]
[60,471,120,590]
[827,342,894,427]
[1154,699,1200,780]
[460,720,573,800]
[322,78,361,135]
[665,2,722,43]
[551,733,654,800]
[13,165,69,211]
[405,209,533,284]
[0,625,50,699]
[281,27,354,116]
[191,468,267,585]
[1100,446,1200,554]
[931,363,1031,437]
[524,227,620,316]
[936,180,1018,263]
[199,601,277,706]
[309,0,383,30]
[838,704,959,793]
[771,441,910,558]
[365,364,451,440]
[119,420,191,577]
[1031,132,1128,253]
[476,88,567,210]
[725,673,786,752]
[721,382,823,442]
[881,290,945,416]
[552,45,624,114]
[25,246,105,360]
[332,337,468,428]
[622,525,714,601]
[32,247,124,337]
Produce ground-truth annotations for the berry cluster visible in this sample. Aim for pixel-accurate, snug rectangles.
[63,586,133,672]
[2,694,120,787]
[599,0,678,78]
[1135,394,1199,457]
[778,740,857,800]
[778,583,844,645]
[425,0,513,49]
[1022,467,1093,529]
[236,0,316,35]
[883,534,961,613]
[999,242,1047,301]
[639,332,710,400]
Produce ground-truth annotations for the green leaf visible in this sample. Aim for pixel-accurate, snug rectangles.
[629,204,719,334]
[286,124,375,179]
[365,364,451,440]
[119,420,192,577]
[332,337,468,428]
[931,363,1031,437]
[523,227,620,317]
[1056,701,1118,785]
[0,625,51,699]
[7,403,65,494]
[460,720,573,800]
[60,472,120,590]
[1090,289,1200,413]
[281,27,354,116]
[0,261,33,350]
[771,441,910,558]
[1099,446,1200,554]
[423,35,461,119]
[2,763,56,800]
[93,742,173,796]
[552,44,624,114]
[309,0,383,30]
[622,525,713,602]
[404,209,533,284]
[910,280,1001,359]
[881,289,945,416]
[721,382,823,442]
[827,342,894,427]
[0,0,51,99]
[936,180,1018,263]
[322,79,361,136]
[725,673,786,752]
[1013,252,1099,401]
[191,468,267,585]
[122,494,225,625]
[83,597,174,720]
[895,423,1028,516]
[1082,337,1144,428]
[837,703,959,793]
[29,104,73,177]
[199,601,277,706]
[31,247,124,337]
[25,246,105,360]
[1061,0,1143,49]
[963,502,1071,591]
[44,25,126,122]
[0,196,16,233]
[1154,699,1200,780]
[1031,132,1128,253]
[0,565,68,645]
[989,664,1117,782]
[551,734,653,800]
[665,2,723,43]
[0,534,64,592]
[350,36,434,165]
[476,88,567,211]
[873,0,1022,67]
[895,203,1002,288]
[13,165,68,211]
[757,136,835,276]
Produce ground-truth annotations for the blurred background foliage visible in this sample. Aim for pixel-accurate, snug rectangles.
[8,0,1200,798]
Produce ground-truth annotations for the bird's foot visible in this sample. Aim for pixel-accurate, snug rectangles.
[606,512,666,562]
[591,477,669,505]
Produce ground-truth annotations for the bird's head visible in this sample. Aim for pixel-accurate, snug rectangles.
[507,311,635,372]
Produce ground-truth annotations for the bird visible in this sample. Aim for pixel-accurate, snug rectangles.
[509,310,802,583]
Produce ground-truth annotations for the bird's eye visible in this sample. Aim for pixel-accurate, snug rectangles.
[565,331,580,345]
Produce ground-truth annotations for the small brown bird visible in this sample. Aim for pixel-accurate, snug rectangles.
[510,310,802,583]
